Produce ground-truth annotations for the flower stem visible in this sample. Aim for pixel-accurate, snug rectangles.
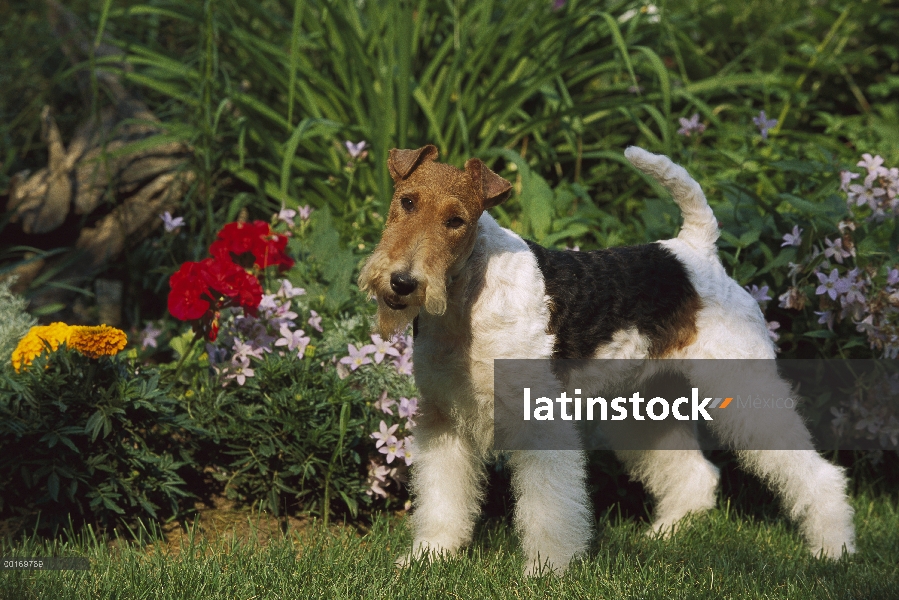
[345,164,356,197]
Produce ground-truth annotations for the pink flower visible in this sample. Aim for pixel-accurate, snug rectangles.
[858,153,885,184]
[380,436,403,464]
[849,183,885,209]
[745,284,771,305]
[823,238,853,264]
[371,420,399,448]
[298,205,313,221]
[258,294,279,312]
[232,339,265,360]
[370,334,400,364]
[308,310,323,332]
[277,208,297,227]
[398,397,418,419]
[677,113,706,137]
[766,321,781,342]
[345,140,368,159]
[227,355,255,385]
[884,168,899,200]
[400,438,414,466]
[393,347,413,376]
[365,459,391,498]
[277,280,305,299]
[139,322,162,349]
[887,268,899,286]
[840,170,860,192]
[840,269,866,306]
[339,343,374,370]
[275,324,310,358]
[399,396,418,427]
[816,269,844,300]
[815,310,835,330]
[268,302,298,326]
[374,390,396,415]
[160,211,185,232]
[781,225,802,247]
[752,110,777,139]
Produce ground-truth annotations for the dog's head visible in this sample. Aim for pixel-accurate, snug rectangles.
[358,145,512,336]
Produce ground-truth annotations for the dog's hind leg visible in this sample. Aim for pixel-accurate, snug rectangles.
[611,420,720,536]
[684,357,856,557]
[402,410,484,563]
[509,448,592,575]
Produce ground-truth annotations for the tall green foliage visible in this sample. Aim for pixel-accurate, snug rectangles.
[91,0,686,240]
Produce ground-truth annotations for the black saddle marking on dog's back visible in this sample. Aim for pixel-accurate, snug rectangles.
[525,240,701,360]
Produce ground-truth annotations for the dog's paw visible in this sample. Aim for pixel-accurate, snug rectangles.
[647,518,680,539]
[394,553,414,569]
[810,538,856,560]
[523,557,568,578]
[395,541,455,569]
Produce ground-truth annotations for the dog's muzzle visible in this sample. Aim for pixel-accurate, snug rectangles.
[385,272,418,310]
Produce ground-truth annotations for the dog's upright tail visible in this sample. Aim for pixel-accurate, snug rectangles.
[624,146,719,251]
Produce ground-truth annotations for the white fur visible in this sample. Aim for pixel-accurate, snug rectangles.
[400,147,855,575]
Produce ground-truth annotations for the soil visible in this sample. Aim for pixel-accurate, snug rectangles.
[0,467,391,557]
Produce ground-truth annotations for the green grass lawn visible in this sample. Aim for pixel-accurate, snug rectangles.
[1,490,896,600]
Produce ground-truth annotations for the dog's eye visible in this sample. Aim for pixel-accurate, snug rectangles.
[400,197,414,212]
[446,216,465,229]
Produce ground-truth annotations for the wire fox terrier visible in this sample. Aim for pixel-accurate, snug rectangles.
[358,144,856,575]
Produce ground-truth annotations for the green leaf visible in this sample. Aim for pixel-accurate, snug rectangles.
[279,118,342,198]
[840,338,867,350]
[804,329,836,339]
[769,160,826,174]
[337,402,349,454]
[857,235,884,258]
[718,230,741,248]
[779,193,840,218]
[522,171,555,242]
[757,248,797,276]
[169,331,196,360]
[738,229,761,247]
[31,303,67,317]
[86,410,106,442]
[338,490,358,518]
[541,224,591,248]
[733,262,758,284]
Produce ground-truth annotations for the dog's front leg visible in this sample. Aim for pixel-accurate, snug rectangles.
[399,410,484,565]
[509,448,592,576]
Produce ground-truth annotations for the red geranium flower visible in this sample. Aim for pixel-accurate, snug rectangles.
[199,257,263,316]
[167,262,211,321]
[255,230,294,271]
[167,258,263,340]
[210,221,294,271]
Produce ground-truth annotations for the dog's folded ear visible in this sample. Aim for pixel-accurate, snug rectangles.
[388,145,439,181]
[465,158,512,210]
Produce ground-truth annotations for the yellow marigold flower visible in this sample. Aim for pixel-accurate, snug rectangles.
[11,322,73,372]
[68,325,128,359]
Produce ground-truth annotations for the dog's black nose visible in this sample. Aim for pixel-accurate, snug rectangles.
[390,272,418,296]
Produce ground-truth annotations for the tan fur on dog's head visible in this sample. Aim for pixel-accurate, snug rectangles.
[358,145,512,337]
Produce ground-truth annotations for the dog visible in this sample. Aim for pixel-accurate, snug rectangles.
[358,144,856,575]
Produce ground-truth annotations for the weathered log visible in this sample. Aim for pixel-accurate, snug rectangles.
[2,1,195,317]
